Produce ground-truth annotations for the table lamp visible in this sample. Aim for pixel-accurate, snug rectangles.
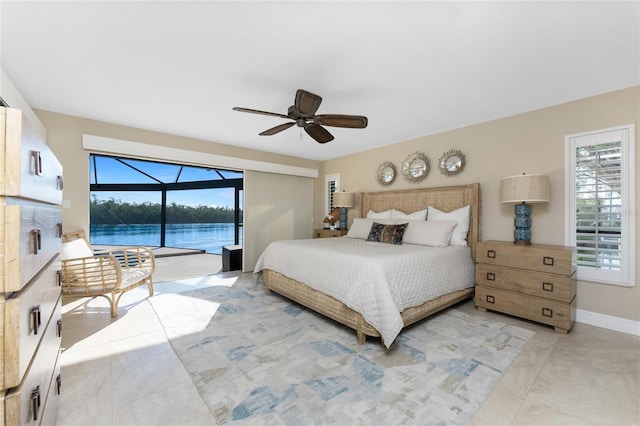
[332,191,356,230]
[500,174,550,245]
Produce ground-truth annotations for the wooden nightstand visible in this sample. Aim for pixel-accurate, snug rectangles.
[314,229,348,238]
[475,240,576,333]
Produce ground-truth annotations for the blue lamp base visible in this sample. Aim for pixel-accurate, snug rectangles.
[513,203,532,245]
[338,207,348,230]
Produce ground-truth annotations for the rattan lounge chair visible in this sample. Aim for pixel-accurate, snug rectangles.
[60,231,155,317]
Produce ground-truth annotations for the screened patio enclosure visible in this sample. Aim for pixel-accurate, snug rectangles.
[89,154,243,254]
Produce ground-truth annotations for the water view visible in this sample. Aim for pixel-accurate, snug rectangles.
[90,223,242,254]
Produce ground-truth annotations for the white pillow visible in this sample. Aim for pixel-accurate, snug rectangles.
[366,209,392,220]
[427,205,470,247]
[347,218,396,239]
[391,208,428,221]
[402,220,457,247]
[61,238,94,260]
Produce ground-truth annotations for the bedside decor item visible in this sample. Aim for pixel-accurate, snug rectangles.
[323,207,341,228]
[438,149,466,177]
[375,161,397,186]
[501,173,550,245]
[333,191,356,230]
[401,151,430,183]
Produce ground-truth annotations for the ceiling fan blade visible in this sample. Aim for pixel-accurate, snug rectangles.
[314,114,368,129]
[304,123,334,144]
[259,122,295,136]
[294,89,323,117]
[232,107,289,119]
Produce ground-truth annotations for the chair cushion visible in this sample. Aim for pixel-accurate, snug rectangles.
[61,238,94,260]
[121,267,153,288]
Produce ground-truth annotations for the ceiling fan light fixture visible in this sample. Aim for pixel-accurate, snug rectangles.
[233,89,367,144]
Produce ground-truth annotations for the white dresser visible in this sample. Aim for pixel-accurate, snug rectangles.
[1,106,63,425]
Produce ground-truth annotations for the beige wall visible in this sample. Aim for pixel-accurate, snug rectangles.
[317,86,640,323]
[34,110,321,236]
[32,87,640,324]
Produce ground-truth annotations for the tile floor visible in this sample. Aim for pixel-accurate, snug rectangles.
[55,254,639,425]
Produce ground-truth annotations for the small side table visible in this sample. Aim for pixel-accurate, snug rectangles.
[313,229,348,238]
[222,244,243,271]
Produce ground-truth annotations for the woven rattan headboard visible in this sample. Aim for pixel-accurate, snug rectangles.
[359,183,481,261]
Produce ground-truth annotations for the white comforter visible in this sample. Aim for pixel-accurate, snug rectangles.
[253,237,474,346]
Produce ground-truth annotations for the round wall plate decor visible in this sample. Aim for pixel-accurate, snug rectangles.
[438,149,466,177]
[401,152,430,184]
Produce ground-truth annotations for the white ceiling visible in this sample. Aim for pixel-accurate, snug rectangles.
[1,1,638,161]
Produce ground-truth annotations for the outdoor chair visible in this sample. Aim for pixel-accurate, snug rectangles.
[60,231,155,317]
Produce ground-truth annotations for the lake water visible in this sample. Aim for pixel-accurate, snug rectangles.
[90,223,242,254]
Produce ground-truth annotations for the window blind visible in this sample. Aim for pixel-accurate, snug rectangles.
[575,141,622,271]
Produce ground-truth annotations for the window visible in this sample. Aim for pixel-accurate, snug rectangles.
[565,125,635,286]
[89,154,244,254]
[325,173,340,215]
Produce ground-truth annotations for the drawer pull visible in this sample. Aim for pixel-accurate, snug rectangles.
[543,256,555,266]
[486,295,495,304]
[57,319,63,338]
[542,307,553,318]
[32,305,42,335]
[32,150,43,176]
[57,374,62,395]
[57,222,63,238]
[31,229,42,254]
[57,269,62,286]
[542,282,554,292]
[57,175,64,190]
[486,272,495,281]
[31,386,41,421]
[487,249,496,258]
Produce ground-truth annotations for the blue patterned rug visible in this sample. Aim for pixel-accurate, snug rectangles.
[150,274,534,425]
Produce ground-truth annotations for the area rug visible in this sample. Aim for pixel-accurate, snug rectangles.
[150,275,535,425]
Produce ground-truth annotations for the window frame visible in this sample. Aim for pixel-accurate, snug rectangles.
[564,124,636,287]
[324,173,340,215]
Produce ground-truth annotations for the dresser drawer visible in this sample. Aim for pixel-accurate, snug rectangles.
[1,107,63,205]
[477,241,576,276]
[4,258,61,388]
[475,285,575,332]
[37,352,61,426]
[476,263,576,303]
[5,297,62,425]
[2,202,61,293]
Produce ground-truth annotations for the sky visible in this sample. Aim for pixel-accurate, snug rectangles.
[90,155,242,208]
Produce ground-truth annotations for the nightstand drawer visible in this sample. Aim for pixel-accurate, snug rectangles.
[476,263,576,303]
[475,285,575,333]
[477,241,575,276]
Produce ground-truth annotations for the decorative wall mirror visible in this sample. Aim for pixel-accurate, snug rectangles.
[375,161,396,186]
[438,149,466,177]
[401,152,430,183]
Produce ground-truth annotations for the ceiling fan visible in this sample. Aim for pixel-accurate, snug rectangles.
[232,89,368,144]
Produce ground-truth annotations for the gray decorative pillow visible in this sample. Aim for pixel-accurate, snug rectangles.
[366,222,408,245]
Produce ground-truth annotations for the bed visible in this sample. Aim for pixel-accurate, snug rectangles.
[254,183,481,347]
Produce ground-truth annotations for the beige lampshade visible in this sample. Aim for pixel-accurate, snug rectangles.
[333,191,356,208]
[500,174,550,204]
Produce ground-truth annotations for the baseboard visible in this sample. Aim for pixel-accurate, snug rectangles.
[576,309,640,336]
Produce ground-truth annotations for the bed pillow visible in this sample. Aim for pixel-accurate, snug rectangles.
[427,205,470,246]
[347,218,396,239]
[402,220,457,247]
[366,209,393,220]
[366,222,408,245]
[391,208,428,221]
